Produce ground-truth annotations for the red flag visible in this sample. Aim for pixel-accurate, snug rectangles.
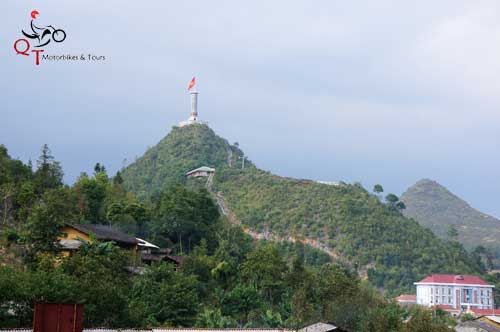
[188,77,196,90]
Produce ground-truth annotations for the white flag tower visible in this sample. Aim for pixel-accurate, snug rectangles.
[179,77,202,127]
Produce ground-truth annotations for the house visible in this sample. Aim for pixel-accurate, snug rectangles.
[58,224,141,264]
[58,224,183,270]
[140,246,184,271]
[185,166,215,178]
[395,294,417,307]
[59,224,139,250]
[415,274,495,312]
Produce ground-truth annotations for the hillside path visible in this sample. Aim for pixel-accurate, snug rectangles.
[213,191,340,260]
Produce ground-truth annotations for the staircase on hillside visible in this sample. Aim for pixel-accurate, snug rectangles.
[206,172,214,191]
[211,189,342,262]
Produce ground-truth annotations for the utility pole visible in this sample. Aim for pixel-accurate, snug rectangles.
[241,155,245,170]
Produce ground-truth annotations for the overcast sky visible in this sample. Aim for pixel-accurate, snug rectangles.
[1,1,499,218]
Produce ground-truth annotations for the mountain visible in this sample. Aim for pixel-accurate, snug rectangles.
[121,124,482,293]
[401,179,500,255]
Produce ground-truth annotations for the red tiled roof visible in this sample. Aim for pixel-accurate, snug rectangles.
[396,295,416,302]
[470,309,500,316]
[434,304,456,310]
[417,274,491,286]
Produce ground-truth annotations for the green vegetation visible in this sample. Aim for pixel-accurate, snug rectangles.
[401,179,500,268]
[0,141,461,331]
[121,124,484,295]
[121,124,235,200]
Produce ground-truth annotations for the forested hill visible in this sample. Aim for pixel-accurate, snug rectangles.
[121,124,482,293]
[122,124,246,200]
[401,179,500,263]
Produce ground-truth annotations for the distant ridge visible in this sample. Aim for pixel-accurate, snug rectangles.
[401,179,500,253]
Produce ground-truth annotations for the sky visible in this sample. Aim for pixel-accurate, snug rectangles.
[1,1,500,218]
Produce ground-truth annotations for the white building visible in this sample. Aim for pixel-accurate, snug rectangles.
[415,274,495,312]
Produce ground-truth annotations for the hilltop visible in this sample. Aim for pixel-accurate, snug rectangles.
[121,124,482,294]
[401,179,500,261]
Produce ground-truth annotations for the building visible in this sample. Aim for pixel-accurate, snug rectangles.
[58,224,141,265]
[140,247,184,271]
[57,224,184,271]
[395,294,417,307]
[59,224,139,251]
[186,166,215,178]
[415,274,495,311]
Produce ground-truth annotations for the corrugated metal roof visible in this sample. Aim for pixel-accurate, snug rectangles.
[69,224,138,245]
[186,166,215,176]
[395,294,416,302]
[136,238,160,249]
[298,322,339,332]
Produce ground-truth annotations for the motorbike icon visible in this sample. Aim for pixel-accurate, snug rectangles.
[22,20,66,48]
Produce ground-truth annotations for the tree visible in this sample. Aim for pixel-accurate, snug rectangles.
[358,303,403,332]
[197,308,236,328]
[221,284,262,325]
[240,244,287,306]
[287,256,320,328]
[25,188,76,256]
[129,263,199,326]
[385,194,399,204]
[73,172,107,223]
[446,225,459,242]
[0,264,79,327]
[373,184,384,195]
[396,201,406,210]
[33,144,63,194]
[113,171,124,185]
[93,163,107,176]
[385,193,406,211]
[151,185,220,253]
[403,308,453,332]
[61,242,130,327]
[315,264,360,328]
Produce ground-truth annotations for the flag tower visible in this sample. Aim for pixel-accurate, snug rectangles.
[179,77,200,127]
